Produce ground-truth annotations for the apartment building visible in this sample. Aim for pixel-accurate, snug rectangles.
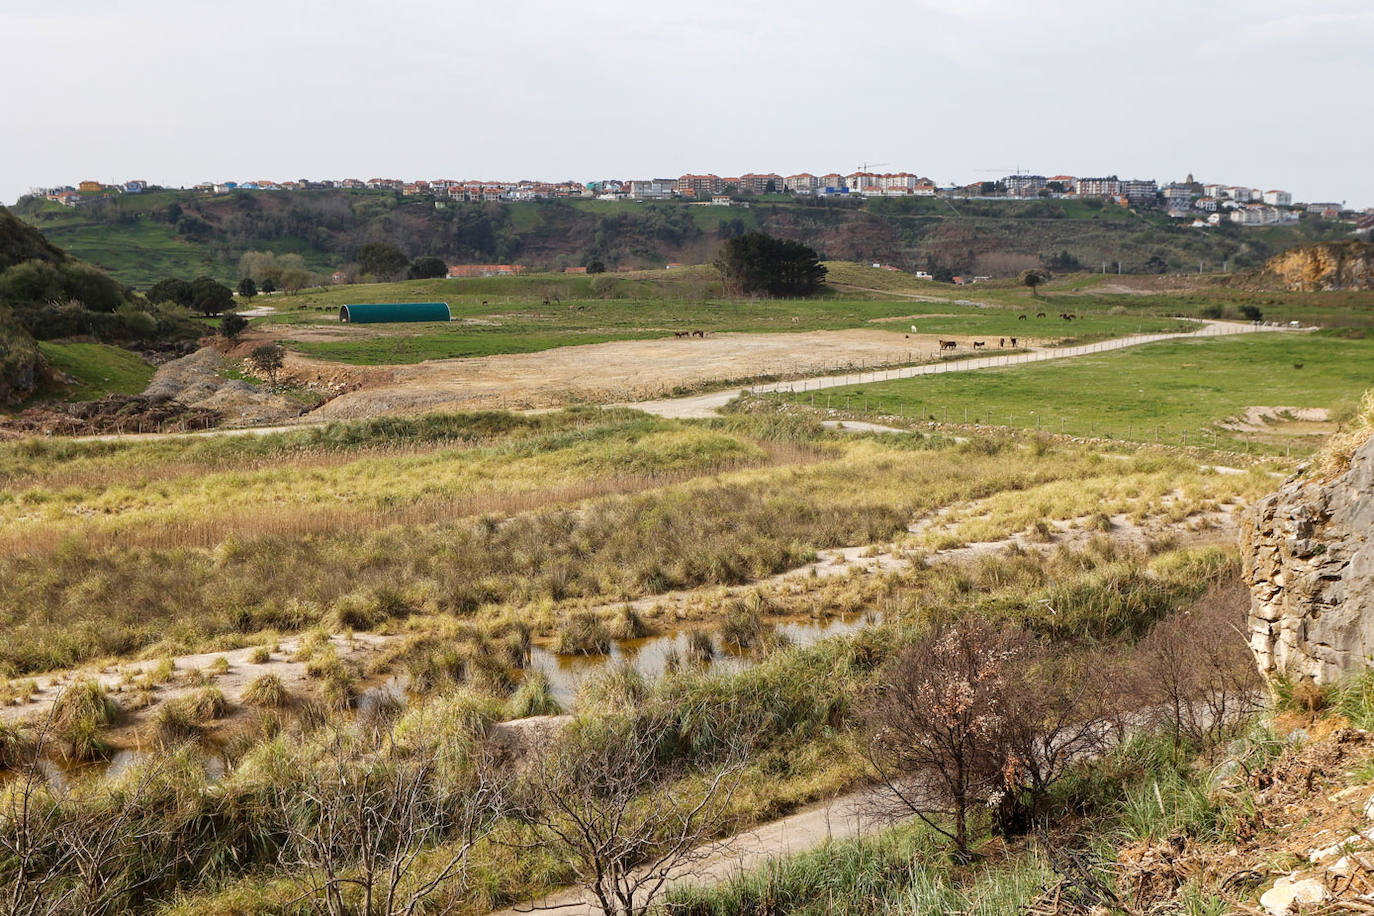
[1075,176,1122,198]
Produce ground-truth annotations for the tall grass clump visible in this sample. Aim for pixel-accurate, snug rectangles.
[50,678,122,761]
[1317,388,1373,477]
[554,612,611,656]
[507,669,563,719]
[242,672,291,708]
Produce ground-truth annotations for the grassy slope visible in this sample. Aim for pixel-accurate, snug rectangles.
[803,332,1374,452]
[13,191,1341,288]
[32,341,154,401]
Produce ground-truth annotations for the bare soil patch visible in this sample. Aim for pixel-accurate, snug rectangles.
[309,329,963,419]
[1219,405,1334,433]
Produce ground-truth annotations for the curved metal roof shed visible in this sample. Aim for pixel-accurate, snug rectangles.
[339,302,451,323]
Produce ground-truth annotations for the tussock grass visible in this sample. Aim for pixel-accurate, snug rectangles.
[242,672,291,708]
[507,670,563,719]
[1316,387,1374,478]
[553,612,612,656]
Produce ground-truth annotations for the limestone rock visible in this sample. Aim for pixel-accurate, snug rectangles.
[1260,240,1374,292]
[1242,431,1374,684]
[1259,874,1327,916]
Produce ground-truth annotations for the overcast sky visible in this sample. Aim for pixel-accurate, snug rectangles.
[3,0,1371,206]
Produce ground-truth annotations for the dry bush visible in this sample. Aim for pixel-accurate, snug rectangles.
[861,621,1025,857]
[1317,388,1374,477]
[513,710,750,916]
[1130,579,1262,747]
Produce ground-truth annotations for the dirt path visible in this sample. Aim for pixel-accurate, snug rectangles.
[496,788,889,916]
[626,320,1280,419]
[307,329,970,419]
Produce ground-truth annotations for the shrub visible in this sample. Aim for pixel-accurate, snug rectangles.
[51,678,122,732]
[249,645,272,665]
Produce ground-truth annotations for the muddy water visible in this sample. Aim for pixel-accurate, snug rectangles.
[13,614,877,788]
[529,612,876,707]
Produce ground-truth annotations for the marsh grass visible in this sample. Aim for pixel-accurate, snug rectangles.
[242,672,291,708]
[553,612,612,656]
[507,669,563,719]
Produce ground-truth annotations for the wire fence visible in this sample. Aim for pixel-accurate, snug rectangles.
[766,387,1299,457]
[750,323,1298,456]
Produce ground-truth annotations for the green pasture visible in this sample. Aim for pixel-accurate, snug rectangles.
[794,332,1374,454]
[34,341,154,401]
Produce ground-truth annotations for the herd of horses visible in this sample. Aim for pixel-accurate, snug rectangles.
[939,336,1019,351]
[673,330,708,338]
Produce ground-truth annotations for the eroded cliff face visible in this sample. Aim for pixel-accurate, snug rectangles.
[1261,241,1374,292]
[1242,434,1374,683]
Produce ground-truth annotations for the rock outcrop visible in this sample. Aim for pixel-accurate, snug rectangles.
[1259,240,1374,291]
[1242,433,1374,683]
[145,347,307,426]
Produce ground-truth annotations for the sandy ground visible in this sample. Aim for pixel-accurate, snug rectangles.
[494,788,890,916]
[1219,405,1333,433]
[307,329,994,419]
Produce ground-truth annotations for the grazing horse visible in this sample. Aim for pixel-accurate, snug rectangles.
[1018,314,1027,320]
[972,341,985,349]
[1010,337,1017,347]
[674,331,688,338]
[939,339,957,350]
[1036,312,1046,318]
[692,329,705,338]
[911,324,919,333]
[999,338,1006,348]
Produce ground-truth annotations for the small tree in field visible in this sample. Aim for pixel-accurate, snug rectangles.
[219,311,248,340]
[514,712,750,916]
[714,232,827,297]
[1019,268,1050,299]
[248,342,285,386]
[236,277,257,300]
[862,621,1021,858]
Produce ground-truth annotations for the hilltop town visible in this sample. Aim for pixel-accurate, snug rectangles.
[31,169,1371,231]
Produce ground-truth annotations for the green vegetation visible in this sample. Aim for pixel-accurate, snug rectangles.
[13,189,1348,288]
[33,341,154,401]
[796,332,1374,454]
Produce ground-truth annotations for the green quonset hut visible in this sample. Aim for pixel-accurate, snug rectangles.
[339,302,451,323]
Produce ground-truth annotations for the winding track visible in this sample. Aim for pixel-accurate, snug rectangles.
[69,320,1284,442]
[625,320,1282,419]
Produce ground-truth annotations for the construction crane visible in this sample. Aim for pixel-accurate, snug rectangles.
[855,161,890,174]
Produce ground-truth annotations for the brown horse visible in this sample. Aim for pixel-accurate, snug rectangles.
[939,339,957,350]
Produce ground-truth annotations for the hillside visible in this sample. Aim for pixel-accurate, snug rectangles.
[13,189,1348,288]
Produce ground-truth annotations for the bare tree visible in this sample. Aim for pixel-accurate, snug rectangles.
[1134,581,1262,748]
[861,621,1022,858]
[274,728,503,916]
[512,711,749,916]
[0,714,173,916]
[995,652,1115,835]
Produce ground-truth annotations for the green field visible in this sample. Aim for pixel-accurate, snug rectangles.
[33,341,154,401]
[796,332,1374,453]
[251,268,1200,365]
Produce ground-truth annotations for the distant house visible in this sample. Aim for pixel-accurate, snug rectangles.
[1075,176,1121,198]
[710,195,733,206]
[78,180,103,193]
[1262,189,1292,207]
[563,266,588,274]
[123,180,147,194]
